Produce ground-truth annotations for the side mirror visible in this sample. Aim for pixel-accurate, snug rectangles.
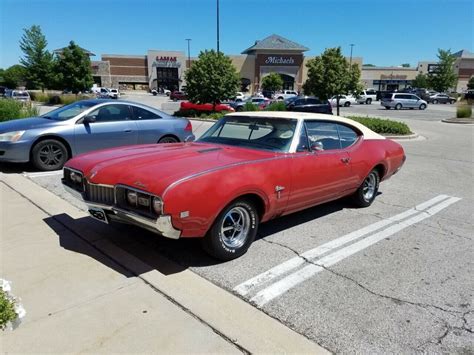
[83,115,96,123]
[311,141,324,152]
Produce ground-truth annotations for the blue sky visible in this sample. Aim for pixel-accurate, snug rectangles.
[1,0,472,68]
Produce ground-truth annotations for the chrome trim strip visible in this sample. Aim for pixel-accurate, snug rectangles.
[64,166,83,175]
[162,155,289,199]
[87,182,114,188]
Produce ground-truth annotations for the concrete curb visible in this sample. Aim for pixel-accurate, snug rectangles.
[383,133,420,140]
[441,118,474,124]
[0,173,329,355]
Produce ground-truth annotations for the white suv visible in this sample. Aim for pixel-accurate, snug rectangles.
[355,89,377,104]
[109,88,120,99]
[275,90,298,100]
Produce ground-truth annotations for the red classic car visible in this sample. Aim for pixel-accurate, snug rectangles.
[62,112,405,260]
[180,101,235,112]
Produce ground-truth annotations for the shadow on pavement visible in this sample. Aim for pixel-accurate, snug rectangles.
[0,162,37,174]
[43,197,372,278]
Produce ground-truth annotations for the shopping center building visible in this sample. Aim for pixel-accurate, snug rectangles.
[90,34,473,93]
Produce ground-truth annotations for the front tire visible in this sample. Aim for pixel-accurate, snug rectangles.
[366,98,372,104]
[432,99,438,104]
[202,199,258,261]
[344,101,351,107]
[353,169,380,207]
[395,103,402,110]
[419,103,427,110]
[31,139,68,171]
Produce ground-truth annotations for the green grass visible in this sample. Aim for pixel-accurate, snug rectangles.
[30,92,92,105]
[347,116,412,135]
[456,105,472,119]
[0,99,40,122]
[0,289,17,330]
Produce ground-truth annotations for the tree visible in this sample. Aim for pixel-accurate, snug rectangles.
[467,76,474,90]
[261,73,283,92]
[184,50,239,109]
[401,63,411,68]
[3,65,27,88]
[411,73,429,88]
[303,47,362,115]
[362,64,376,67]
[428,49,458,92]
[55,41,94,94]
[19,25,54,91]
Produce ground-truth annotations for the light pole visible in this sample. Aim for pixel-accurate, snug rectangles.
[349,43,355,69]
[216,0,220,53]
[185,38,191,69]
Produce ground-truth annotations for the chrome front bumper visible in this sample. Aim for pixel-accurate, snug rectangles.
[63,184,181,239]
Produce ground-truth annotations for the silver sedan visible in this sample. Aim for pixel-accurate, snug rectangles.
[0,99,194,171]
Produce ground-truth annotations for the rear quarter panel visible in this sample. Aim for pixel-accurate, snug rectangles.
[162,157,292,238]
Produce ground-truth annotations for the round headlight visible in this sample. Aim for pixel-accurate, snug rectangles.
[152,197,163,215]
[126,191,138,206]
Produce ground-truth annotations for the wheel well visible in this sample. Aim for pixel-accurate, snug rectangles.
[158,134,180,143]
[30,135,72,160]
[374,164,386,179]
[236,193,266,220]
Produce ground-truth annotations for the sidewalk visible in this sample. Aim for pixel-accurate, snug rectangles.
[0,173,328,354]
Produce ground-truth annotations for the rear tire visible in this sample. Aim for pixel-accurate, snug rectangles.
[432,99,438,104]
[353,169,380,207]
[344,101,351,107]
[31,139,68,171]
[395,103,402,110]
[385,106,391,110]
[366,98,372,104]
[449,100,456,104]
[419,103,427,110]
[202,199,258,261]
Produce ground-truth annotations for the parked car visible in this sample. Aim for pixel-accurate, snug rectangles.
[0,86,6,97]
[286,96,332,114]
[233,97,271,111]
[381,93,427,110]
[464,90,474,100]
[355,89,377,104]
[234,92,248,102]
[329,95,357,107]
[62,112,405,260]
[180,101,235,112]
[274,90,298,100]
[170,91,187,101]
[109,88,120,99]
[428,93,456,104]
[96,87,111,99]
[4,89,31,103]
[0,99,194,171]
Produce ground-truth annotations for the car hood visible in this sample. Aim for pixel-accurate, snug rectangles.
[0,116,61,133]
[66,142,277,197]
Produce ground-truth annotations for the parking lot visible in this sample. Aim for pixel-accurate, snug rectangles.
[1,93,473,353]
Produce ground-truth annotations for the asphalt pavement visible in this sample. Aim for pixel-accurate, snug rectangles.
[3,93,474,353]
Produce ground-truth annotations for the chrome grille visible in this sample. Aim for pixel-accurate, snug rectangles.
[85,183,114,205]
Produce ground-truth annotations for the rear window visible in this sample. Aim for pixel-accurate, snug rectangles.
[382,93,393,99]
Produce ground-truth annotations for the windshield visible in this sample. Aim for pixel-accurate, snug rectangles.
[197,116,297,153]
[41,101,97,121]
[13,92,29,97]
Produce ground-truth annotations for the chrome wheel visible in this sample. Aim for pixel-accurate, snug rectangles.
[220,206,251,249]
[362,172,377,201]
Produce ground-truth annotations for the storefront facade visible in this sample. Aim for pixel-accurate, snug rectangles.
[90,36,472,93]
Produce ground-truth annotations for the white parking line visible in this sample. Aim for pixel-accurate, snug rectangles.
[234,194,451,296]
[23,171,62,178]
[249,196,461,307]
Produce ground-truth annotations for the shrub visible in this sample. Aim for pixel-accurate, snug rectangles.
[347,116,412,135]
[29,92,50,103]
[0,289,17,330]
[0,100,40,122]
[264,101,287,111]
[242,102,259,111]
[456,105,472,118]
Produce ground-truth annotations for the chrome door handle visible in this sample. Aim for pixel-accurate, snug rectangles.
[341,157,351,164]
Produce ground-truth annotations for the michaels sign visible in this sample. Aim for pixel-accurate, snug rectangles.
[265,56,295,65]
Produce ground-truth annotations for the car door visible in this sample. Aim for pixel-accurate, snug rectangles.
[285,121,354,213]
[74,103,138,154]
[291,98,307,112]
[131,105,170,143]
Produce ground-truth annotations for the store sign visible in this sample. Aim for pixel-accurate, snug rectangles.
[380,74,407,80]
[154,56,181,68]
[257,54,302,67]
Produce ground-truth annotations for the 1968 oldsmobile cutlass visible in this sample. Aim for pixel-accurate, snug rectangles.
[62,112,405,260]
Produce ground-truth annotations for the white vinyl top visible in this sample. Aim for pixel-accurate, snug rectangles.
[227,111,386,140]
